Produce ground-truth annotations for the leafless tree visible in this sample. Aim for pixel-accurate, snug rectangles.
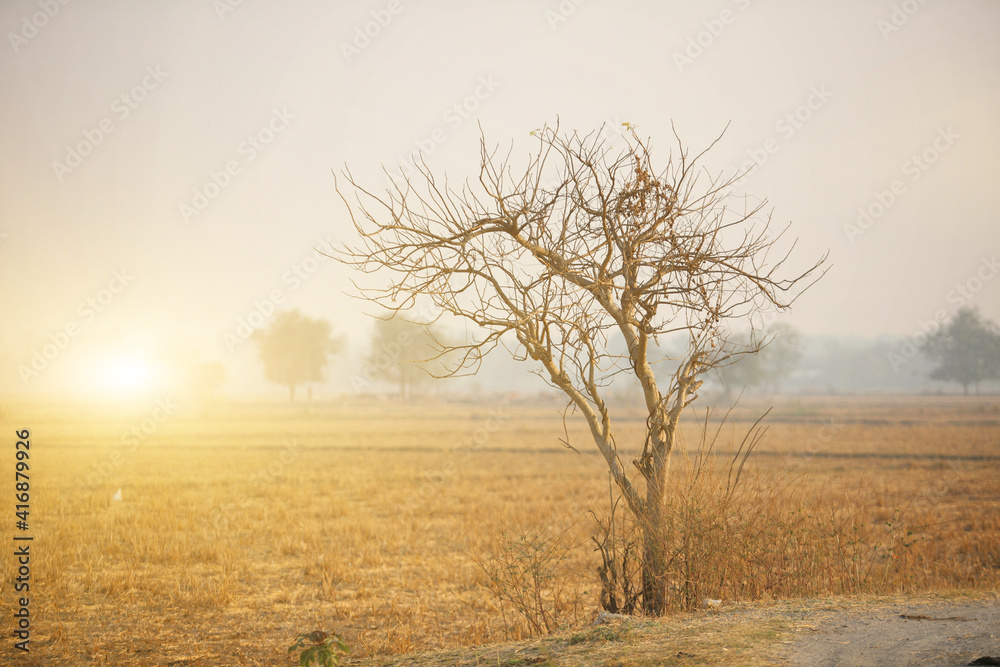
[334,122,826,614]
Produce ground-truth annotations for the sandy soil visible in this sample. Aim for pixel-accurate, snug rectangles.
[778,599,1000,666]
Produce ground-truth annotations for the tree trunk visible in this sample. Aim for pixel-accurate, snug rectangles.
[641,439,671,615]
[641,509,667,614]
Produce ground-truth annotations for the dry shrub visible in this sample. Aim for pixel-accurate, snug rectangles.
[592,410,937,613]
[470,516,587,639]
[591,476,643,615]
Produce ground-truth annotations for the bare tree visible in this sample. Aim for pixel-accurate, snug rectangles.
[334,122,826,614]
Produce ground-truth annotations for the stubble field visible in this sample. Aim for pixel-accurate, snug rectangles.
[1,394,998,666]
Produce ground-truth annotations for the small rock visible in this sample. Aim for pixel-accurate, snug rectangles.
[594,611,631,625]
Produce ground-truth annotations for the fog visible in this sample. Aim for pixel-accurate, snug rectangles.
[1,0,997,398]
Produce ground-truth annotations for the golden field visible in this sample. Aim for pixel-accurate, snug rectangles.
[0,394,998,666]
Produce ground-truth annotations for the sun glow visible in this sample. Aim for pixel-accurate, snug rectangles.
[87,353,163,399]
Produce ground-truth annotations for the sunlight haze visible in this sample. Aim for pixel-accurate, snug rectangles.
[1,0,997,396]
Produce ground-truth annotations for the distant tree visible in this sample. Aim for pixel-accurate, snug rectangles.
[363,315,443,397]
[156,342,227,403]
[764,323,803,392]
[253,310,342,400]
[192,361,227,402]
[720,331,766,394]
[924,307,1000,395]
[809,337,933,394]
[721,323,802,394]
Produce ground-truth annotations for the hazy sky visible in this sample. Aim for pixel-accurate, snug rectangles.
[1,0,998,396]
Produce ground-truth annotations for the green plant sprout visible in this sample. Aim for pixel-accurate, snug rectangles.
[287,630,349,667]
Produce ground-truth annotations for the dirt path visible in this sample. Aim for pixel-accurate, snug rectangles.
[778,599,1000,666]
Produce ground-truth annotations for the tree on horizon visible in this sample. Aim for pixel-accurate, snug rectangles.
[254,309,342,400]
[925,306,1000,395]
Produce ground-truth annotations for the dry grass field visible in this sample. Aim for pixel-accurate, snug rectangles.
[1,394,998,665]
